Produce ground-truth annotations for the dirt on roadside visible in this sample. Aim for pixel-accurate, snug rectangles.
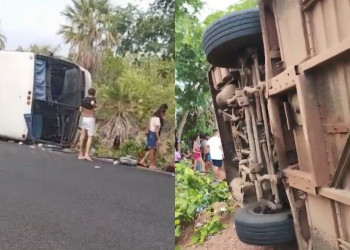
[178,213,298,250]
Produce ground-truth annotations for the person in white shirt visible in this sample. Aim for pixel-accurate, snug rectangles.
[207,129,225,181]
[138,104,168,169]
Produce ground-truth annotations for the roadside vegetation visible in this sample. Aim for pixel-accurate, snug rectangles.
[1,0,175,167]
[175,163,234,246]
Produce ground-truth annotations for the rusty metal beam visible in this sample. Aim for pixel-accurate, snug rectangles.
[301,0,321,12]
[267,98,288,169]
[330,134,350,188]
[208,69,238,184]
[269,67,297,96]
[325,124,350,134]
[258,0,274,85]
[298,39,350,73]
[339,239,350,250]
[296,74,330,186]
[318,188,350,206]
[340,244,350,250]
[283,180,310,250]
[283,169,317,195]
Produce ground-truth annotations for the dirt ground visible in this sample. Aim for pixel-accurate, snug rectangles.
[178,213,298,250]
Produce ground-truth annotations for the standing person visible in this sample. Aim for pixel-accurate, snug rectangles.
[199,134,205,156]
[78,88,97,161]
[138,104,167,168]
[199,134,207,171]
[193,135,205,172]
[207,129,225,180]
[202,134,213,171]
[175,150,181,163]
[148,106,166,169]
[175,129,180,153]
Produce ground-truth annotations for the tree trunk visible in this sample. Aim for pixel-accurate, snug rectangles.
[176,109,189,153]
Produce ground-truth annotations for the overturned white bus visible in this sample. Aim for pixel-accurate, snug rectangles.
[0,51,92,146]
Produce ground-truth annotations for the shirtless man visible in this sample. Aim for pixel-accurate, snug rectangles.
[78,88,97,161]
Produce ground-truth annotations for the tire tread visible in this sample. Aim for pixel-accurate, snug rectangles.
[234,203,296,246]
[202,8,262,67]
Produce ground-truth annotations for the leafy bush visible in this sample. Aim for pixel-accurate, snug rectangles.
[93,54,175,155]
[157,137,175,167]
[192,216,228,244]
[95,138,145,158]
[95,54,175,129]
[118,139,145,158]
[175,163,230,241]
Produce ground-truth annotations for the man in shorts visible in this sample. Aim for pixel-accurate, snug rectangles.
[78,88,97,161]
[207,129,225,181]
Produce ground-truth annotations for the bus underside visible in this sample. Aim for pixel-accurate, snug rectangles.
[31,55,85,146]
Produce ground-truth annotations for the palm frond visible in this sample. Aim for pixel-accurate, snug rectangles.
[57,0,119,72]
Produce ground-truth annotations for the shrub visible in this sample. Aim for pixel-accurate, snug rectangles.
[175,163,231,243]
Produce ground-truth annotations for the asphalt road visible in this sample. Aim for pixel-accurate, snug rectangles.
[0,141,174,250]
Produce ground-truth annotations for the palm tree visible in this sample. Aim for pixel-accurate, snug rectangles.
[58,0,118,72]
[0,34,5,50]
[0,21,6,50]
[97,74,140,149]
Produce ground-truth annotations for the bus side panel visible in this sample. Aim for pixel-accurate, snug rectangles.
[0,52,35,141]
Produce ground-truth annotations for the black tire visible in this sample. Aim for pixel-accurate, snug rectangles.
[234,203,296,246]
[203,8,263,68]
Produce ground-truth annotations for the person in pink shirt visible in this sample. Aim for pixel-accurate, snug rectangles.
[175,150,181,163]
[192,134,205,172]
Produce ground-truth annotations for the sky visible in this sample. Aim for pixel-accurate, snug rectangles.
[0,0,151,56]
[0,0,237,57]
[199,0,239,21]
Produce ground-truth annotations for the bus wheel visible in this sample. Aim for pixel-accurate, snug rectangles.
[234,202,296,246]
[203,8,263,68]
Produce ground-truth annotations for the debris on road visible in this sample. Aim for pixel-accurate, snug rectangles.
[120,156,138,166]
[8,141,171,174]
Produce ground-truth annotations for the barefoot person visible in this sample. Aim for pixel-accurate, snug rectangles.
[138,104,168,168]
[78,88,97,161]
[148,106,167,169]
[207,129,225,180]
